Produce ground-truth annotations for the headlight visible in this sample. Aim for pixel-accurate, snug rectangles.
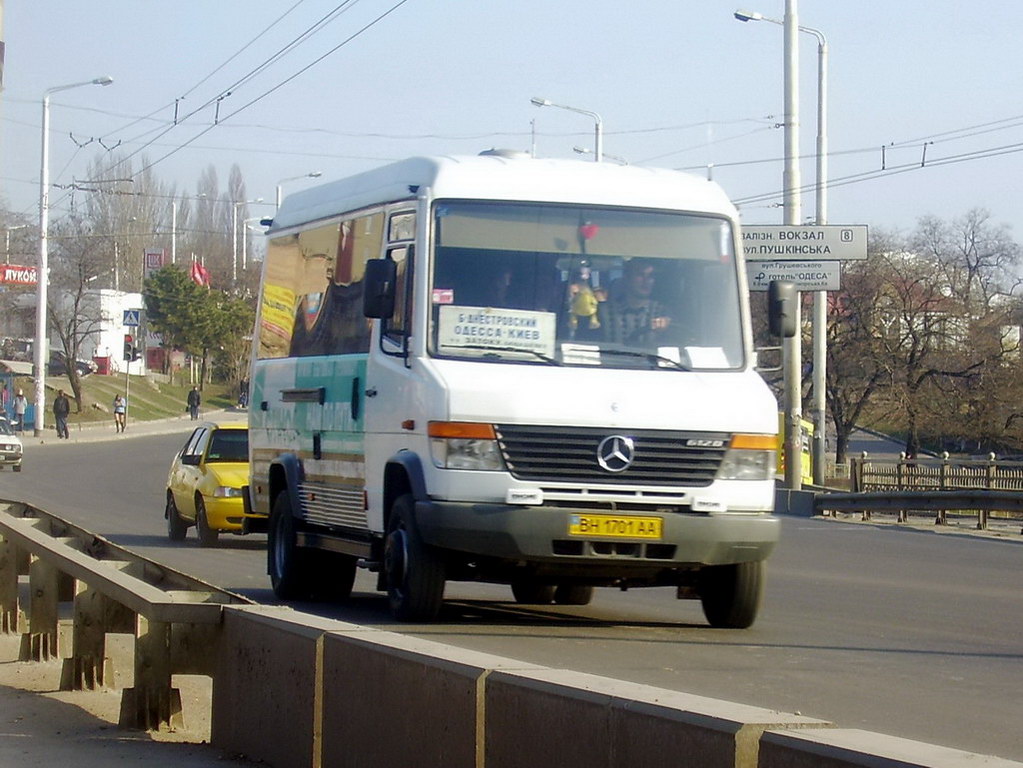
[213,486,243,498]
[716,434,777,481]
[428,422,506,471]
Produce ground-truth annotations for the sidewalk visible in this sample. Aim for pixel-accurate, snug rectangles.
[0,636,257,767]
[20,407,248,446]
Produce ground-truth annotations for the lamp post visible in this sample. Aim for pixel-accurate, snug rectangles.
[275,171,322,212]
[35,75,113,436]
[735,1,803,489]
[530,97,603,162]
[3,224,27,264]
[232,198,263,285]
[735,4,830,486]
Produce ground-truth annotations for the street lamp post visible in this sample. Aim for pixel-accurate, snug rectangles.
[35,75,113,437]
[232,198,263,286]
[530,97,603,162]
[275,171,322,212]
[735,4,830,487]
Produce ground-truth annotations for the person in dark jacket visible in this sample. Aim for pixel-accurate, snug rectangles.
[187,386,201,420]
[53,389,71,439]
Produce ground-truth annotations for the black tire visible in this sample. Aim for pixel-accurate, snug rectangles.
[554,584,594,606]
[13,465,21,473]
[268,492,316,600]
[384,494,445,622]
[511,580,556,604]
[699,561,764,629]
[313,551,358,601]
[195,497,220,547]
[166,492,187,542]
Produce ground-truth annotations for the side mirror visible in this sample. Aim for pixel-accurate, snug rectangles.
[768,280,798,338]
[181,454,201,466]
[363,258,397,318]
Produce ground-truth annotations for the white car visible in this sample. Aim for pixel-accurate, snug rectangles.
[0,417,23,472]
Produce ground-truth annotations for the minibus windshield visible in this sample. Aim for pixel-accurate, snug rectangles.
[429,201,745,370]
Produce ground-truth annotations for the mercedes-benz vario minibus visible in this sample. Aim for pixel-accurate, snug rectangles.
[247,151,782,627]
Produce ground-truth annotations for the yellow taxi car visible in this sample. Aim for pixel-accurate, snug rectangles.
[165,421,263,546]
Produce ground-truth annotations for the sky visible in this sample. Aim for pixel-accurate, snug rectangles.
[2,0,1023,249]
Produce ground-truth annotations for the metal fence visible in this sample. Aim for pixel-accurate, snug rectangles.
[815,452,1023,531]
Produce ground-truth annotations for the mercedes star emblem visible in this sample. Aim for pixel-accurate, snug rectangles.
[597,435,635,473]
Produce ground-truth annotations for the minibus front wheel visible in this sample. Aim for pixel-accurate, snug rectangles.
[384,494,445,621]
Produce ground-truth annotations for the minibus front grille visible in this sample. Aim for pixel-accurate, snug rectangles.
[495,424,728,486]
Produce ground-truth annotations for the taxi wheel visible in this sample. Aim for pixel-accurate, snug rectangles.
[195,497,220,547]
[510,580,555,604]
[384,494,445,622]
[268,492,316,600]
[699,561,764,629]
[166,492,187,542]
[13,465,21,472]
[554,584,593,606]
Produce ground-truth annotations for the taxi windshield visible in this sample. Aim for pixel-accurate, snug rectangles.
[428,201,745,370]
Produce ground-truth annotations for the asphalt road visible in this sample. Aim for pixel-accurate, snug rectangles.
[4,429,1023,761]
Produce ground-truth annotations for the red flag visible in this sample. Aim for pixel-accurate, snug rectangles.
[190,260,210,287]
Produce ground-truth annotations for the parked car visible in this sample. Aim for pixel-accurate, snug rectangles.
[47,351,97,377]
[165,422,262,546]
[0,417,23,472]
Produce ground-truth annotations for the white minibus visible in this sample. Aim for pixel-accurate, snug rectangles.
[247,151,786,627]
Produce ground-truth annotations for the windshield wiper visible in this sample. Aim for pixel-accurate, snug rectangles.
[597,347,691,371]
[455,345,562,366]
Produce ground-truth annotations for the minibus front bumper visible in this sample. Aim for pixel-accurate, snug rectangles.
[413,499,779,567]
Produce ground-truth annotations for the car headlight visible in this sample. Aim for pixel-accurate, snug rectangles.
[428,422,506,471]
[213,486,243,498]
[716,434,777,481]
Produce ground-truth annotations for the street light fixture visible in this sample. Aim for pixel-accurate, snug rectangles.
[35,75,113,436]
[530,97,603,162]
[275,171,322,211]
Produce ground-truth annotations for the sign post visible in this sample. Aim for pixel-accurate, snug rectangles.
[744,224,868,487]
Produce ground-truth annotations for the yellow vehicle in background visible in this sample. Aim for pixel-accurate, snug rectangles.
[165,421,261,546]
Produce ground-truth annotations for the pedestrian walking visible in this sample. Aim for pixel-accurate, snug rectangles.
[112,394,126,433]
[13,389,27,433]
[187,385,201,420]
[53,389,71,439]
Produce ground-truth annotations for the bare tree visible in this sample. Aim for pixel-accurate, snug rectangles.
[47,217,109,411]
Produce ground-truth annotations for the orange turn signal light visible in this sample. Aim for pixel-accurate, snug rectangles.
[730,433,778,450]
[427,422,496,439]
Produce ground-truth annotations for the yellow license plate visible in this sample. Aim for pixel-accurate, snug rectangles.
[568,514,663,539]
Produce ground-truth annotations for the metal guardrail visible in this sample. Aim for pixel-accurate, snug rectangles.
[0,499,252,730]
[814,489,1023,532]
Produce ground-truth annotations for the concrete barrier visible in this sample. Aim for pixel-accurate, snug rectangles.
[211,605,358,768]
[484,668,829,768]
[6,498,1023,768]
[759,728,1023,768]
[320,628,543,768]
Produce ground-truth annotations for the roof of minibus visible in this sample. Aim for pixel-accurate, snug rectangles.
[268,153,737,232]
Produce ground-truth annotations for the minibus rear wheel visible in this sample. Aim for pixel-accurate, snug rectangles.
[269,492,316,600]
[384,494,445,621]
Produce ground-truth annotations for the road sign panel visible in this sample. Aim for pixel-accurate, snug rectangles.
[747,261,841,292]
[123,309,141,327]
[741,224,868,261]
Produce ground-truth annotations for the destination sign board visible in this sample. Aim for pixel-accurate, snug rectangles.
[741,224,868,261]
[747,260,841,292]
